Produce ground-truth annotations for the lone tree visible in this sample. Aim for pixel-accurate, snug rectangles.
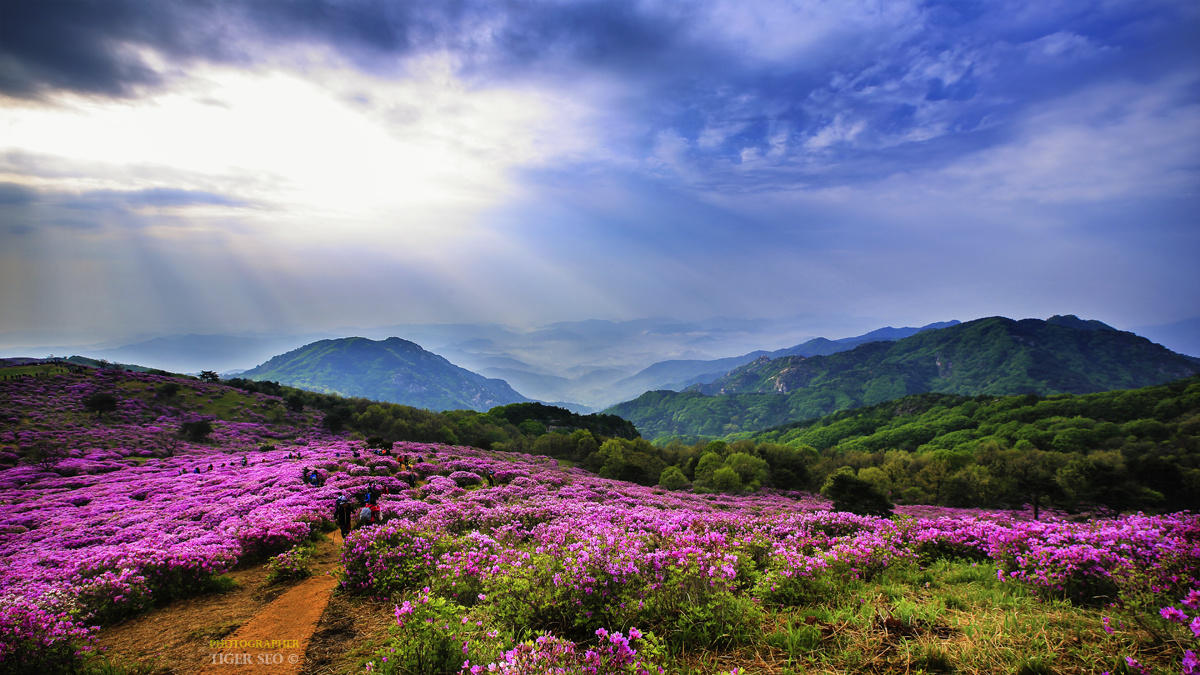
[199,370,220,383]
[821,467,894,517]
[83,392,118,419]
[179,419,214,442]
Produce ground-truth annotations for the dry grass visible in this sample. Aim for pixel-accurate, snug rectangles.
[301,593,396,675]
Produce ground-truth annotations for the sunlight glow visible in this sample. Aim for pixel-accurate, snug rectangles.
[1,51,587,243]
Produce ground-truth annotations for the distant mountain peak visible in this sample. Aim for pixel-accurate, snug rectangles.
[242,336,529,412]
[1046,315,1116,332]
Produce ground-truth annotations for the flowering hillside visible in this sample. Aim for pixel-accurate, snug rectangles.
[0,368,1198,674]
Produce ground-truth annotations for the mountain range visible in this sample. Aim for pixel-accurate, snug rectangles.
[605,315,1200,439]
[234,321,960,413]
[240,337,529,412]
[15,314,1196,409]
[11,314,1197,430]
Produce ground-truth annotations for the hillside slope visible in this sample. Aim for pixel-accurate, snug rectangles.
[242,337,529,412]
[607,316,1200,438]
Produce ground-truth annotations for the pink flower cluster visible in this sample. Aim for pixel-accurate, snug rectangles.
[468,628,660,675]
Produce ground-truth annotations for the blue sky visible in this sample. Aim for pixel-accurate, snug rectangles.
[1,0,1197,351]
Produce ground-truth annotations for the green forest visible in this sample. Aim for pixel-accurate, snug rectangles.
[647,376,1200,514]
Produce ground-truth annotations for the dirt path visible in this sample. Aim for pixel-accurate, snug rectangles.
[201,530,343,675]
[97,530,345,674]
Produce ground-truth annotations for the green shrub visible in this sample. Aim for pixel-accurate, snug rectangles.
[821,467,894,516]
[658,466,688,490]
[266,544,314,584]
[179,420,213,442]
[367,588,508,674]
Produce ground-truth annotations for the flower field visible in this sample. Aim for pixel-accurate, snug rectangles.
[1,369,1198,673]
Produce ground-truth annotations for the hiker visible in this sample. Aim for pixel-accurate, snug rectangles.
[207,463,213,472]
[334,496,352,536]
[302,466,312,484]
[369,501,381,524]
[241,456,248,467]
[193,467,200,474]
[356,500,374,528]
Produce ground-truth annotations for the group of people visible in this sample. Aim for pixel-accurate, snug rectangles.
[332,482,391,535]
[180,463,216,474]
[178,455,251,475]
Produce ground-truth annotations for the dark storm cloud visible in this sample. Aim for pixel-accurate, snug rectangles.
[0,0,228,98]
[0,0,692,98]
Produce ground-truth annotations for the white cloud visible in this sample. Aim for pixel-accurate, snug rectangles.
[804,114,866,151]
[1026,31,1109,62]
[929,76,1200,204]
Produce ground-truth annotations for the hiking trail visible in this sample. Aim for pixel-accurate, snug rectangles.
[98,530,345,674]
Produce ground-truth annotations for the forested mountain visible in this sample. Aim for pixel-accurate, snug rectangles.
[606,320,959,402]
[241,337,529,412]
[606,316,1200,439]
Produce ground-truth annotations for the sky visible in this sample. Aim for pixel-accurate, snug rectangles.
[1,0,1198,354]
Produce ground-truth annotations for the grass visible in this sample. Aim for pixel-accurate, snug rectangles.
[650,559,1176,674]
[0,364,74,377]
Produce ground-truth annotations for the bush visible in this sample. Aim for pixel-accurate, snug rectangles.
[342,521,447,595]
[658,466,688,491]
[366,588,507,674]
[83,392,118,418]
[711,466,743,493]
[266,544,314,584]
[821,468,894,517]
[179,420,213,442]
[448,471,483,487]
